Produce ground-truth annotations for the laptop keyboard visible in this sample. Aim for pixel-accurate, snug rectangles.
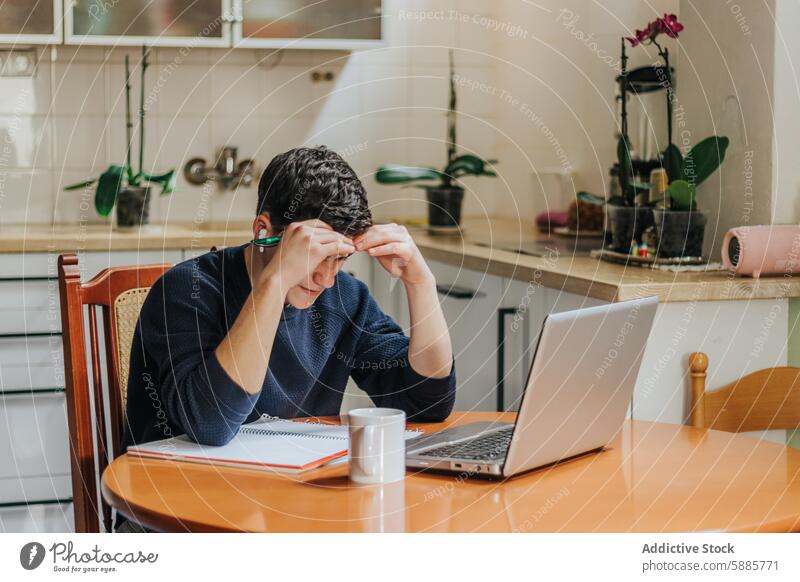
[417,426,514,461]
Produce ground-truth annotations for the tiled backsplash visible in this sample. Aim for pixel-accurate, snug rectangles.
[0,0,677,228]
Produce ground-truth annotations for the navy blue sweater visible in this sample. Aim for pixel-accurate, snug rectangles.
[122,244,456,448]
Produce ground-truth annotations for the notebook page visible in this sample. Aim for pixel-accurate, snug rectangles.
[129,429,346,470]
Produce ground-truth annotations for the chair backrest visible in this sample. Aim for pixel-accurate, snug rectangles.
[58,253,171,533]
[688,351,800,432]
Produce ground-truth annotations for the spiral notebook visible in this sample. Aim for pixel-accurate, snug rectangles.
[128,417,420,474]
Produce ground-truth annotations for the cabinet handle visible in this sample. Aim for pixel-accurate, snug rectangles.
[0,498,72,509]
[436,284,485,300]
[496,308,517,412]
[232,2,243,22]
[0,387,65,397]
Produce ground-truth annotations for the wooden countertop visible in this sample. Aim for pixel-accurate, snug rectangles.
[412,218,800,303]
[0,222,254,253]
[1,217,797,303]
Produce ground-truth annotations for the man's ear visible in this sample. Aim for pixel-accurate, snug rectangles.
[252,213,274,238]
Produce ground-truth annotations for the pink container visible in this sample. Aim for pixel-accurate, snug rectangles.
[722,225,800,277]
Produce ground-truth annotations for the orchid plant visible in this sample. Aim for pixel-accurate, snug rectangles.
[64,47,176,217]
[375,50,497,189]
[626,14,729,211]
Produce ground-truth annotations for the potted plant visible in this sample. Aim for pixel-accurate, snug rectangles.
[374,50,497,229]
[655,136,729,257]
[627,14,729,257]
[65,47,175,228]
[579,39,652,253]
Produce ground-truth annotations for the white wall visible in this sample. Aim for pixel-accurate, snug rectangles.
[491,0,679,221]
[0,0,689,230]
[0,0,499,227]
[771,0,800,224]
[677,0,777,258]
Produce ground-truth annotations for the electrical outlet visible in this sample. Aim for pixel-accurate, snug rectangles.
[310,70,336,82]
[0,49,37,77]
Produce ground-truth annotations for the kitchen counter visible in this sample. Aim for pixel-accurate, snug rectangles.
[1,217,798,303]
[0,222,254,253]
[411,218,800,303]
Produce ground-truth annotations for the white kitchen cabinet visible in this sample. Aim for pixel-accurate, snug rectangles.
[0,280,61,335]
[0,393,70,498]
[234,0,384,50]
[0,249,181,533]
[65,0,231,47]
[61,0,384,50]
[426,260,506,412]
[0,1,62,45]
[498,280,609,412]
[0,502,73,533]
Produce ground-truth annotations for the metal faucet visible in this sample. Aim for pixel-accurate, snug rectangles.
[184,146,258,190]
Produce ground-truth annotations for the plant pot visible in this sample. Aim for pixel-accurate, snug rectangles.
[116,186,151,228]
[653,209,707,258]
[426,186,464,228]
[606,205,654,253]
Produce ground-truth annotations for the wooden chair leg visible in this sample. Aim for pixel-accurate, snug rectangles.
[689,352,709,428]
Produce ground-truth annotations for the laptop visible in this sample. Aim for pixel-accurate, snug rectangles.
[406,296,658,478]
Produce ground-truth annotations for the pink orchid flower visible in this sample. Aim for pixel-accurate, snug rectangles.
[625,14,683,46]
[661,13,684,38]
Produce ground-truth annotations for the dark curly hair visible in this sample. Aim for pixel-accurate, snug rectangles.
[256,146,373,236]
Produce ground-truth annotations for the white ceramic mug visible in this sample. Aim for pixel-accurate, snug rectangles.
[347,408,406,485]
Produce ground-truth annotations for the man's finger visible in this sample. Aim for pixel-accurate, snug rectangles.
[320,240,356,257]
[307,231,346,244]
[354,227,405,251]
[366,242,411,259]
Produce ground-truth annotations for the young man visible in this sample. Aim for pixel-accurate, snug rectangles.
[123,146,456,451]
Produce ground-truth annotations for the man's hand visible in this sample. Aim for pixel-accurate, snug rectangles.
[353,223,434,287]
[261,220,354,292]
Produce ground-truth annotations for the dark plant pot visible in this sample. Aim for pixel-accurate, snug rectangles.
[653,209,707,258]
[607,205,654,253]
[116,186,151,228]
[426,186,464,228]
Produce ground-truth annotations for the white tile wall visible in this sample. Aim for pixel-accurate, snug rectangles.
[0,0,681,228]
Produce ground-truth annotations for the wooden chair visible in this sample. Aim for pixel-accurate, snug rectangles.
[688,352,800,432]
[58,254,171,532]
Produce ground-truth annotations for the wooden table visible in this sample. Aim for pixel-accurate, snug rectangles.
[102,412,800,532]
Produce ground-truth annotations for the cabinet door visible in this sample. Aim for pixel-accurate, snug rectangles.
[234,0,383,49]
[497,278,539,412]
[0,503,73,533]
[429,260,504,412]
[65,0,231,47]
[0,0,62,44]
[0,393,70,500]
[499,282,609,411]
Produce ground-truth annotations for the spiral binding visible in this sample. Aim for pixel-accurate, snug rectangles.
[238,426,346,440]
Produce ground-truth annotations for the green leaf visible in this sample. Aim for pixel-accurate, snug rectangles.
[663,143,683,182]
[667,179,696,210]
[375,164,443,184]
[64,178,97,191]
[617,136,631,175]
[95,165,126,217]
[577,191,606,205]
[606,196,627,206]
[444,154,495,178]
[682,136,729,186]
[142,169,176,195]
